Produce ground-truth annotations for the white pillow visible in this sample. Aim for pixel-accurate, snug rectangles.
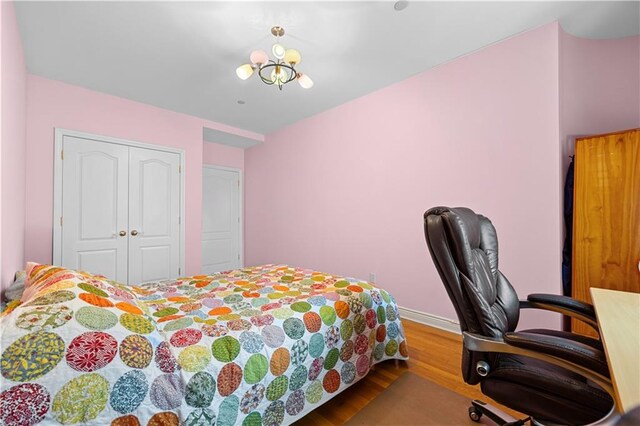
[4,271,26,301]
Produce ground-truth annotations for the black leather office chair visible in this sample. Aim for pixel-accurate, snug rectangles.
[423,207,615,425]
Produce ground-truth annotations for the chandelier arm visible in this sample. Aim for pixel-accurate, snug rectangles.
[285,68,297,84]
[258,62,297,86]
[259,76,276,85]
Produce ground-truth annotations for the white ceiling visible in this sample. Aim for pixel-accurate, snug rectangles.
[15,1,640,135]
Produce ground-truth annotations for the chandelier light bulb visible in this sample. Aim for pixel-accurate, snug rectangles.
[270,67,288,83]
[250,50,269,66]
[270,69,278,83]
[297,73,314,89]
[272,43,286,60]
[284,49,301,65]
[236,64,254,80]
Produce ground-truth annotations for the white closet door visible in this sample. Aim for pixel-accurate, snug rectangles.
[128,147,181,284]
[61,136,129,282]
[202,167,241,274]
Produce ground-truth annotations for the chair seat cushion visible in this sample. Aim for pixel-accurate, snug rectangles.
[481,353,613,424]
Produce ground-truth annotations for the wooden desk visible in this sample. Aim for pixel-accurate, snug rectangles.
[591,288,640,413]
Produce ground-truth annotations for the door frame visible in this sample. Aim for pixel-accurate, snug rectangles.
[53,128,186,279]
[202,164,244,269]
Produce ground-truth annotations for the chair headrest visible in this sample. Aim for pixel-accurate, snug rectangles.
[424,207,481,246]
[425,207,483,277]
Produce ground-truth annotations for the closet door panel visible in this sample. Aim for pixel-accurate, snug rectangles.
[572,129,640,336]
[128,147,181,284]
[61,136,129,283]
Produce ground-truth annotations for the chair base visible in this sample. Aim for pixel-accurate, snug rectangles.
[468,400,530,426]
[468,399,621,426]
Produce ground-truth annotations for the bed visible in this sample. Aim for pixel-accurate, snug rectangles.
[0,263,408,425]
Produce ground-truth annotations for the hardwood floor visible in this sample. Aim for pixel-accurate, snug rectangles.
[295,319,519,425]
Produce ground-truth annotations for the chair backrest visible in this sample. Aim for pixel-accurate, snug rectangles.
[424,206,521,337]
[424,207,521,383]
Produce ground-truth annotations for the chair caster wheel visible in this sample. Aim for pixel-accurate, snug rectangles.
[469,406,483,422]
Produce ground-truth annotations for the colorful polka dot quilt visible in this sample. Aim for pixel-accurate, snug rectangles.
[0,264,409,425]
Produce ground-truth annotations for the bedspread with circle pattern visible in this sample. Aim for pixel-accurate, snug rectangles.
[0,263,408,425]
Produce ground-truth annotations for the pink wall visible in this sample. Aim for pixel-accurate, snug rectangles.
[25,75,260,276]
[1,1,27,292]
[556,32,639,304]
[203,142,244,170]
[246,23,563,329]
[560,32,640,168]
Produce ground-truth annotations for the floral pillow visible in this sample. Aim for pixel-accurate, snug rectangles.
[20,263,128,303]
[21,263,74,303]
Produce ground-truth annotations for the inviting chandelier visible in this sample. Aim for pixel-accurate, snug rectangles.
[236,26,313,90]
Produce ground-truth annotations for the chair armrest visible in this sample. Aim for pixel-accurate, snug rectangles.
[504,331,609,377]
[462,331,614,400]
[520,293,599,334]
[527,293,595,318]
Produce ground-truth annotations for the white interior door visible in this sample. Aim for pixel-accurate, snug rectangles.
[128,147,181,284]
[61,136,129,283]
[202,167,241,274]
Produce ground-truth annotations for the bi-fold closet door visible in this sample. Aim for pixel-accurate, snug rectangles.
[57,134,181,285]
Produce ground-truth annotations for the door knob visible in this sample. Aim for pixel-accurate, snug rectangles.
[131,230,139,236]
[119,231,127,237]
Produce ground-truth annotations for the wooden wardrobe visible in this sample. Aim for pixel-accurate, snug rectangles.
[572,128,640,336]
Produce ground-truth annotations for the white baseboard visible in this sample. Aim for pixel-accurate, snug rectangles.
[398,306,461,334]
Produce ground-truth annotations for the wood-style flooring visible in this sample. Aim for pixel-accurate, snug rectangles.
[295,319,519,425]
